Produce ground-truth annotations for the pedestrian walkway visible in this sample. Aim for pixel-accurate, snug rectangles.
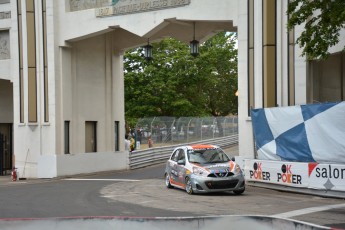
[0,174,14,185]
[0,173,31,186]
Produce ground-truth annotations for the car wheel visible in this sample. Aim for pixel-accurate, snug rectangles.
[233,188,245,195]
[165,173,173,188]
[185,177,194,195]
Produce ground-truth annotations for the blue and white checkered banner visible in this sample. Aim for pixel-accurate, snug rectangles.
[251,102,345,164]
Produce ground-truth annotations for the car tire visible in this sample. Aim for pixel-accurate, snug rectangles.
[233,187,245,195]
[165,173,173,188]
[185,177,194,195]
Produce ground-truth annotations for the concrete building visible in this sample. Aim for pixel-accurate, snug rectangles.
[0,0,343,178]
[0,0,239,178]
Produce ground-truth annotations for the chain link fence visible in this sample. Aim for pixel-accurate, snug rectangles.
[131,116,238,150]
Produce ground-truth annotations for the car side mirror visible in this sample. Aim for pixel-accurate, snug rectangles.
[231,157,236,161]
[177,159,185,165]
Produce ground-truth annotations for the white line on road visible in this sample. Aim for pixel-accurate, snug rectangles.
[271,203,345,218]
[63,178,141,182]
[139,200,155,204]
[101,193,140,198]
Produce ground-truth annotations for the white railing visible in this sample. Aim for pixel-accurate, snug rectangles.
[129,134,238,169]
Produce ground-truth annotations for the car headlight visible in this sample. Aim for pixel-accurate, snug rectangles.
[234,164,242,175]
[192,167,208,177]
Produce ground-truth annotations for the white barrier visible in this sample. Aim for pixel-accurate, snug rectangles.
[38,151,129,178]
[0,216,331,230]
[244,159,345,192]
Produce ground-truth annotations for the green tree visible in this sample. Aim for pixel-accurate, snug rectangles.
[124,32,238,124]
[287,0,345,60]
[124,39,203,119]
[197,32,238,116]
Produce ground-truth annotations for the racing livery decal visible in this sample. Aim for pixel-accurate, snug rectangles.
[190,144,216,150]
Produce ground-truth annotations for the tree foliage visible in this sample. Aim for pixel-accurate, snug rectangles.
[287,0,345,60]
[124,32,238,125]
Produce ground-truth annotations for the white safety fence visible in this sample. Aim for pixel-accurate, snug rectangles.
[129,134,238,169]
[243,159,345,195]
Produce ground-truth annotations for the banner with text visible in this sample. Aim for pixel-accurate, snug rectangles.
[244,160,309,187]
[308,163,345,192]
[244,160,345,192]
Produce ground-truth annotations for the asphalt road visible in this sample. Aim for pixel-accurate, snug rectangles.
[0,164,344,229]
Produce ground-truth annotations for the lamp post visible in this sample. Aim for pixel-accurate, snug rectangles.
[143,39,153,61]
[190,22,199,57]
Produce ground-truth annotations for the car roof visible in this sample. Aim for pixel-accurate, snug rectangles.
[186,144,219,150]
[172,144,221,153]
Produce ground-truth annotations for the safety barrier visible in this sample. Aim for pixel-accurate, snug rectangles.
[0,215,331,230]
[244,159,345,196]
[129,134,238,169]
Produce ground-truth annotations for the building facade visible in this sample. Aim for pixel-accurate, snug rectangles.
[0,0,240,178]
[0,0,343,178]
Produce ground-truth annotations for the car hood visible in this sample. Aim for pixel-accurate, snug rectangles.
[193,161,236,172]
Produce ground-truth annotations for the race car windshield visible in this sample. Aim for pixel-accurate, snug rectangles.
[187,148,230,164]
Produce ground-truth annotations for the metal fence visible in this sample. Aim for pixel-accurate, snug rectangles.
[132,116,238,150]
[129,135,238,169]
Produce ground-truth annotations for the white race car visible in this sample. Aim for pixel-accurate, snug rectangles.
[164,144,245,194]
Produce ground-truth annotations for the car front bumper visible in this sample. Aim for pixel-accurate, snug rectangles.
[190,174,245,193]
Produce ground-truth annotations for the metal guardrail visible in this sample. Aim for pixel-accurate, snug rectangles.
[129,134,238,169]
[133,116,238,148]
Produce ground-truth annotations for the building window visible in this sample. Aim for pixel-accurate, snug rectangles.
[248,0,255,115]
[287,0,295,106]
[114,121,119,151]
[64,121,70,154]
[42,0,49,122]
[17,0,24,123]
[27,0,37,122]
[262,0,277,108]
[309,52,345,103]
[85,121,97,153]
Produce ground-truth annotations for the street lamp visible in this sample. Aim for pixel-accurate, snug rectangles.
[143,39,153,61]
[190,22,199,57]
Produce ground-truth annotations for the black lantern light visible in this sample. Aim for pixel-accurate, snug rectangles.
[143,38,153,61]
[190,22,199,57]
